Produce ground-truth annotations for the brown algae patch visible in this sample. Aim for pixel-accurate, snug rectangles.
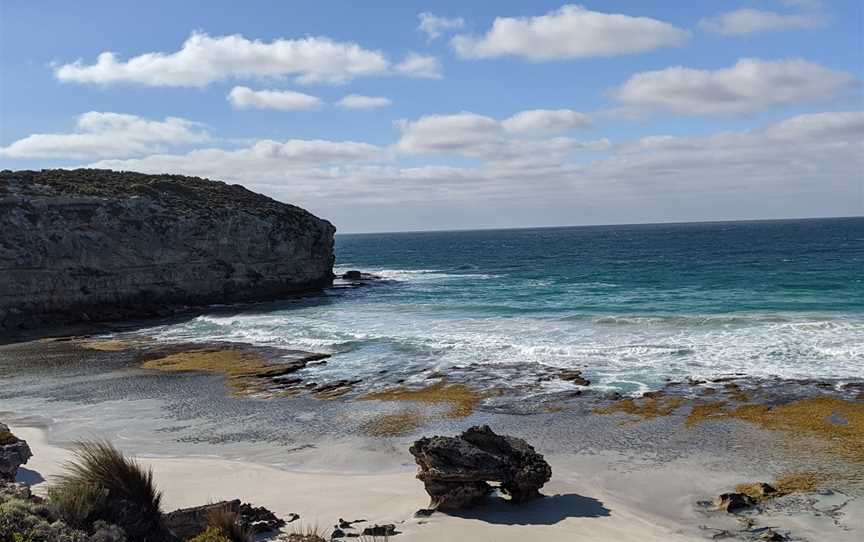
[361,410,426,437]
[594,395,686,421]
[141,349,275,395]
[77,339,134,352]
[358,380,487,419]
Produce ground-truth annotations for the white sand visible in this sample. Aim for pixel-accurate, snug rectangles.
[11,425,862,541]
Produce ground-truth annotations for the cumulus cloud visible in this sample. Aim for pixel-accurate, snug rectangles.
[336,94,392,110]
[501,109,592,134]
[609,58,858,116]
[54,31,421,86]
[394,110,607,161]
[418,12,465,40]
[0,112,210,159]
[395,52,443,79]
[699,9,827,36]
[451,4,689,60]
[228,86,322,110]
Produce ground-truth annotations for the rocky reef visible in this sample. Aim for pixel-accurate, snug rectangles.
[0,169,335,331]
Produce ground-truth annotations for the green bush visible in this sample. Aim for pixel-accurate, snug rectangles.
[0,497,88,542]
[186,526,231,542]
[50,440,167,541]
[204,509,250,542]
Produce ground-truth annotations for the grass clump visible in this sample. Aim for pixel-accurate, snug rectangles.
[188,526,231,542]
[203,508,250,542]
[49,440,167,541]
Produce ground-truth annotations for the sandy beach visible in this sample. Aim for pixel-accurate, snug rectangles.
[10,422,863,542]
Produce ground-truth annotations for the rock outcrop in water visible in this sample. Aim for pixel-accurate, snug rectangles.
[409,425,552,510]
[0,169,335,330]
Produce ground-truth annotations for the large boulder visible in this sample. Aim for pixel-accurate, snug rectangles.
[409,425,552,510]
[0,169,335,331]
[0,423,32,481]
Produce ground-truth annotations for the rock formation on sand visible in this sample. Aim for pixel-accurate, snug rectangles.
[409,425,552,510]
[0,423,31,481]
[0,169,335,330]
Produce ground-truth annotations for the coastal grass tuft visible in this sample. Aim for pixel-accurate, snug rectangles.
[205,507,251,542]
[358,380,487,419]
[361,410,426,437]
[189,526,233,542]
[50,440,165,540]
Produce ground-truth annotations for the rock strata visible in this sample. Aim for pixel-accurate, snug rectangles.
[0,423,31,481]
[409,425,552,510]
[0,169,335,331]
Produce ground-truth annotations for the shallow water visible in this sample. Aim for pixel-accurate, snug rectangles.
[136,217,864,394]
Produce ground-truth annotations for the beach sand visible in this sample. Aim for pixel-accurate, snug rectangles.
[12,425,863,542]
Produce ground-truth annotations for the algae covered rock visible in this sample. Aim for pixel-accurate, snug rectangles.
[0,169,335,330]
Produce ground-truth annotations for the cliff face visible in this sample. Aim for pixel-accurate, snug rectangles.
[0,169,335,331]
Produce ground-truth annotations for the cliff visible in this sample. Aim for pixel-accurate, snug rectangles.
[0,169,335,331]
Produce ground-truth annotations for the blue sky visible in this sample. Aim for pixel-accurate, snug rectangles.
[1,0,862,232]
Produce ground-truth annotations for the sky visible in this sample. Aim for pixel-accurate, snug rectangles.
[1,0,862,233]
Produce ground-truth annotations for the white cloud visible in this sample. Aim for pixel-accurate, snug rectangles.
[84,111,863,232]
[228,86,321,111]
[336,94,392,110]
[610,58,858,116]
[418,12,465,40]
[395,110,606,161]
[451,4,689,60]
[0,112,210,159]
[395,52,442,79]
[501,109,591,134]
[55,31,393,86]
[699,9,827,36]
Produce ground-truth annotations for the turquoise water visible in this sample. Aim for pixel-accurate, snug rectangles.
[142,218,864,394]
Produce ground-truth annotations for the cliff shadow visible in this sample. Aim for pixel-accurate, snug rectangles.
[449,492,611,525]
[16,467,45,486]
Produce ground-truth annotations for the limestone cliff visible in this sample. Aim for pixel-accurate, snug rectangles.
[0,169,335,331]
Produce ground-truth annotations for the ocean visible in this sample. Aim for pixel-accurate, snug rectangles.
[140,217,864,395]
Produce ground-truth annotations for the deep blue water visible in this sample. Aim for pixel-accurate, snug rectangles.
[143,218,864,393]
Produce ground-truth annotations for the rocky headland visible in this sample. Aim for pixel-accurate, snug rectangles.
[0,169,335,332]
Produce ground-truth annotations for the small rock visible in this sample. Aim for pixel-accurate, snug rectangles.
[0,423,32,481]
[714,492,756,513]
[330,528,345,539]
[414,508,435,518]
[760,529,786,541]
[362,524,397,537]
[558,370,590,386]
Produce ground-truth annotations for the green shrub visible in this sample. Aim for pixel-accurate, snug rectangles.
[204,508,250,542]
[50,440,166,541]
[0,497,88,542]
[186,526,231,542]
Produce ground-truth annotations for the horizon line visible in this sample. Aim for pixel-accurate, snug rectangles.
[335,214,864,236]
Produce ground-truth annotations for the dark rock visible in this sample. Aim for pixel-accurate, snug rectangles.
[760,529,787,541]
[0,169,335,331]
[164,500,241,540]
[341,270,381,281]
[238,502,286,533]
[362,524,398,537]
[558,370,590,386]
[0,423,32,481]
[713,492,756,513]
[414,508,435,518]
[331,528,346,539]
[409,425,552,510]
